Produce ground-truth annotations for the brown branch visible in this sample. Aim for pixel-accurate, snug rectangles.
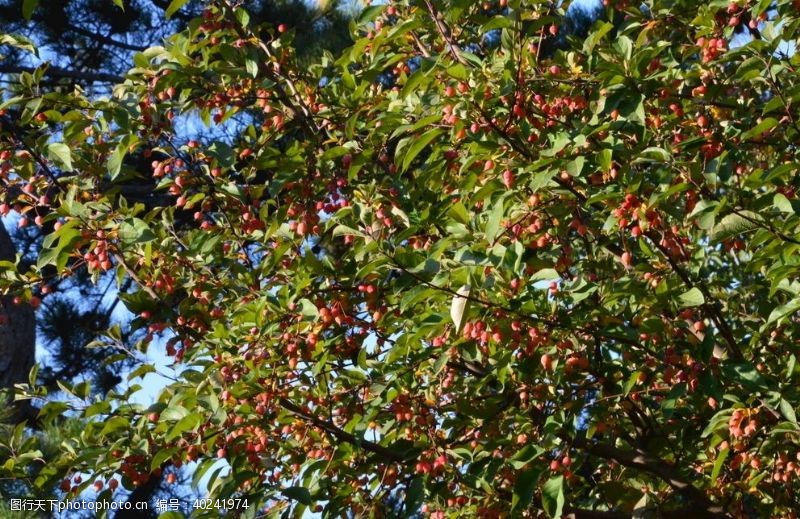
[64,23,148,52]
[112,253,161,303]
[568,435,730,518]
[409,31,432,58]
[645,232,744,361]
[278,397,406,463]
[729,208,800,245]
[423,0,466,65]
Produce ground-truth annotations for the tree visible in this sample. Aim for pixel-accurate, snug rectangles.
[0,222,34,417]
[2,0,800,517]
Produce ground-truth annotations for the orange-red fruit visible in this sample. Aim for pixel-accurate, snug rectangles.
[693,320,706,332]
[502,169,515,188]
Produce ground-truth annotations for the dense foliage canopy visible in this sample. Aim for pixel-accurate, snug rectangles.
[3,0,800,517]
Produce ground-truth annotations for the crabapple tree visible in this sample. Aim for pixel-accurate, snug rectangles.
[2,0,800,517]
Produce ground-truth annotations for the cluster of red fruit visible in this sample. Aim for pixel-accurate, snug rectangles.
[696,36,727,64]
[82,229,114,272]
[59,474,121,494]
[415,453,448,476]
[728,408,759,439]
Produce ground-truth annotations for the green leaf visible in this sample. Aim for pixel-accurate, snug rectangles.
[711,448,729,484]
[623,371,640,396]
[529,170,556,192]
[637,147,671,163]
[446,63,468,80]
[741,117,778,141]
[448,202,470,225]
[566,156,585,177]
[47,143,73,172]
[702,409,734,438]
[38,219,82,270]
[151,448,178,471]
[166,413,201,441]
[357,5,383,24]
[450,285,471,334]
[662,383,686,419]
[615,35,633,62]
[512,467,543,512]
[0,34,37,54]
[107,146,125,180]
[780,398,798,424]
[164,0,189,18]
[531,268,559,282]
[405,476,424,513]
[774,193,794,214]
[159,405,188,421]
[541,475,565,518]
[721,362,770,392]
[482,16,512,31]
[100,416,130,436]
[298,298,319,320]
[767,298,800,326]
[710,212,760,242]
[119,218,156,244]
[510,445,545,469]
[485,196,505,243]
[234,8,249,27]
[401,67,431,99]
[21,0,37,19]
[583,21,613,53]
[108,136,138,180]
[399,128,443,172]
[598,149,612,172]
[283,486,312,505]
[678,287,705,308]
[245,58,258,78]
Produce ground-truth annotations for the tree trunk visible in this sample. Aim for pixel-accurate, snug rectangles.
[0,221,36,419]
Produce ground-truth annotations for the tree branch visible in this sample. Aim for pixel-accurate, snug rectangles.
[568,435,729,518]
[278,397,407,463]
[64,23,148,52]
[423,0,467,65]
[646,232,744,361]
